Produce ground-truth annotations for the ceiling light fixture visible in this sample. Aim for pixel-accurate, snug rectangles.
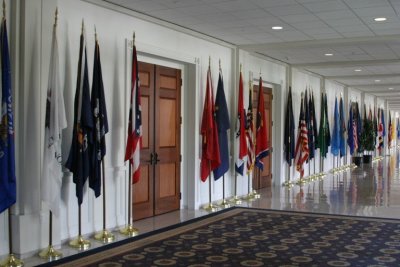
[354,69,362,72]
[375,79,381,82]
[325,53,333,56]
[389,87,394,90]
[374,17,387,22]
[272,26,283,30]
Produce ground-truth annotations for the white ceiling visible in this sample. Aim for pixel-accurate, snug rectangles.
[105,0,400,109]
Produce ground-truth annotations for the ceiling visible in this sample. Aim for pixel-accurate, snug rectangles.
[105,0,400,110]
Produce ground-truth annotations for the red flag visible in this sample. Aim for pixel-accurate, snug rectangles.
[200,67,220,182]
[235,71,248,175]
[124,43,142,183]
[294,94,309,178]
[246,88,254,174]
[255,76,269,170]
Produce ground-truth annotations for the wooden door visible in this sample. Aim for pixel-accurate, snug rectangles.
[252,85,273,189]
[133,62,181,220]
[154,66,181,215]
[133,62,154,220]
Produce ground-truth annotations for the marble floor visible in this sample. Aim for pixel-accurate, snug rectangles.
[16,152,400,266]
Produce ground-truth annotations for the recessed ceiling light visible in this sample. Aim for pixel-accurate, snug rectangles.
[325,53,333,56]
[374,17,387,22]
[375,79,381,82]
[354,69,362,72]
[389,87,394,90]
[272,26,283,30]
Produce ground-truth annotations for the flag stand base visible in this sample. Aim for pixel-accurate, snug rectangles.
[230,196,242,205]
[282,181,294,188]
[69,235,91,250]
[120,224,139,237]
[0,254,23,267]
[38,245,62,261]
[243,192,256,201]
[203,203,218,212]
[252,190,261,199]
[94,229,115,243]
[218,199,231,209]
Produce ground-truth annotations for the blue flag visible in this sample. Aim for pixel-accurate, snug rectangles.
[347,104,355,155]
[213,70,230,180]
[331,97,340,156]
[66,26,94,205]
[339,96,346,157]
[0,19,16,213]
[355,102,362,153]
[90,37,108,197]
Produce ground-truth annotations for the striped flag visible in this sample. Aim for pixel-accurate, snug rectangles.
[255,76,269,170]
[295,94,309,178]
[41,18,67,216]
[246,87,254,174]
[124,40,142,183]
[235,71,247,175]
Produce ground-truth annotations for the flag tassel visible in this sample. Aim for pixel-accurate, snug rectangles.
[69,205,91,250]
[120,163,139,237]
[94,160,115,243]
[38,211,63,260]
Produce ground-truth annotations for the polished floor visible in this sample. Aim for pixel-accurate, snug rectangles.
[18,151,400,266]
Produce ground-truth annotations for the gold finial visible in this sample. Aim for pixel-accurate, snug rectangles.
[133,31,135,45]
[54,8,58,27]
[219,59,221,71]
[3,0,5,20]
[259,68,261,77]
[81,19,84,34]
[240,63,242,73]
[208,56,211,69]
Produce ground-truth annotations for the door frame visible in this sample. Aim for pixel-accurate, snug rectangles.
[124,39,200,215]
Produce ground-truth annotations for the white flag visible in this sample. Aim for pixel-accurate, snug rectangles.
[41,24,67,217]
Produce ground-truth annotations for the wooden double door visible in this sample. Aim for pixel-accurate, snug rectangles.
[133,62,181,220]
[252,84,273,189]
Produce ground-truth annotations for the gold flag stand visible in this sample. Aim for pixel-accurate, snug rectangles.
[120,163,139,237]
[218,174,230,208]
[69,205,91,250]
[94,161,115,243]
[203,162,218,212]
[0,209,23,267]
[230,174,242,204]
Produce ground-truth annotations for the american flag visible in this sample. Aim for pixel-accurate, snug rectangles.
[246,88,254,174]
[294,94,309,178]
[124,41,142,183]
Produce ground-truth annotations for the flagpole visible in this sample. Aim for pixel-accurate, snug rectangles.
[204,161,217,212]
[0,208,23,267]
[94,160,115,243]
[120,162,139,236]
[69,204,91,250]
[219,174,230,208]
[231,174,242,204]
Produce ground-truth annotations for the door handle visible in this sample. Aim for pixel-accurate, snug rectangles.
[154,153,160,164]
[147,153,154,164]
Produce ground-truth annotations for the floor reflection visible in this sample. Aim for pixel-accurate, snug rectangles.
[273,152,400,219]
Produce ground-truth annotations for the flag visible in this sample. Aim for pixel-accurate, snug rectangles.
[304,89,311,162]
[397,117,400,140]
[284,87,295,166]
[373,107,378,146]
[307,89,316,160]
[347,103,355,155]
[246,87,254,173]
[90,36,108,197]
[339,95,346,157]
[318,93,329,158]
[378,109,384,149]
[213,70,230,180]
[294,94,309,177]
[311,92,318,149]
[255,76,269,170]
[0,18,16,213]
[331,97,340,156]
[41,20,67,216]
[324,93,331,147]
[124,41,142,184]
[388,112,392,148]
[65,24,94,205]
[235,71,247,175]
[200,67,220,182]
[355,102,362,153]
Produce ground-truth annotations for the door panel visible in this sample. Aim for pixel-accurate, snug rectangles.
[133,63,181,220]
[252,85,272,189]
[155,65,181,215]
[132,62,154,220]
